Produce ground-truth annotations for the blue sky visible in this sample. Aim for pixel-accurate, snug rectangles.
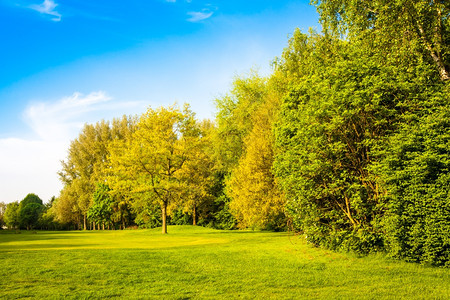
[0,0,319,203]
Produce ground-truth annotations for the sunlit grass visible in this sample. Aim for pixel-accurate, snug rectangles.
[1,226,449,299]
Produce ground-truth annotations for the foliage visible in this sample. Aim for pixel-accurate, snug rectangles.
[178,119,217,226]
[228,88,285,230]
[57,116,136,230]
[4,202,20,229]
[275,31,384,251]
[18,194,44,230]
[109,104,201,234]
[215,73,286,230]
[213,73,269,171]
[209,194,236,230]
[315,0,450,81]
[20,193,43,207]
[271,0,450,265]
[372,86,450,266]
[87,183,114,228]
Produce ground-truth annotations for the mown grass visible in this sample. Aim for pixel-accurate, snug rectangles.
[0,226,449,299]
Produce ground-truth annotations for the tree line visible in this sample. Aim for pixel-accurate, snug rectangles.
[1,0,449,266]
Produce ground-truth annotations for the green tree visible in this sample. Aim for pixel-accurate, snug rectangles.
[273,29,402,251]
[315,0,449,81]
[310,0,450,264]
[19,203,43,230]
[20,193,43,207]
[88,183,114,229]
[372,85,450,266]
[4,201,20,229]
[18,194,44,230]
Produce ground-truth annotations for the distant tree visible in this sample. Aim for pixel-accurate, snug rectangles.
[20,193,43,207]
[59,120,115,229]
[88,183,114,230]
[178,119,217,226]
[38,196,59,230]
[54,187,83,229]
[20,203,43,230]
[4,202,20,229]
[19,194,44,230]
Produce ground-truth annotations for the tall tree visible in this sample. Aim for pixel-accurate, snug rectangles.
[315,0,449,81]
[214,73,268,171]
[109,104,199,234]
[228,88,285,230]
[58,117,134,229]
[178,119,216,226]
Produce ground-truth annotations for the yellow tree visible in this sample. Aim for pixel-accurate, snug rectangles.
[227,91,285,229]
[179,119,216,225]
[109,104,199,234]
[58,121,114,229]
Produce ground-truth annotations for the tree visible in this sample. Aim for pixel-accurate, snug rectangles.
[20,193,43,207]
[273,29,401,251]
[371,84,450,266]
[178,119,217,226]
[18,194,44,230]
[87,183,114,230]
[58,116,136,229]
[4,202,20,229]
[228,88,285,230]
[19,203,43,230]
[109,104,200,234]
[54,187,83,229]
[214,72,287,230]
[315,0,449,81]
[213,73,269,171]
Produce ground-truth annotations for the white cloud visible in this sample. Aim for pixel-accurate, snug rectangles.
[30,0,62,22]
[24,91,112,141]
[187,10,213,22]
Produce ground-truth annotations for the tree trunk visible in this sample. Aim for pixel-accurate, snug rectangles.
[83,214,87,230]
[162,201,168,234]
[193,204,197,226]
[102,223,105,230]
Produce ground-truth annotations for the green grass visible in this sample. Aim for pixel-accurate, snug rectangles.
[0,226,449,299]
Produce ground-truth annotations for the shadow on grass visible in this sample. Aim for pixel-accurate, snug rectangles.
[0,231,88,246]
[0,243,100,251]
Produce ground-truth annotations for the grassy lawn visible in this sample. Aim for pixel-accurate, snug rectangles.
[0,226,449,299]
